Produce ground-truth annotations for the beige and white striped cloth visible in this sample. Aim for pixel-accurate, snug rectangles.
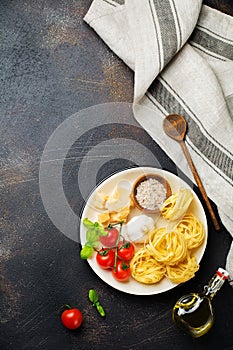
[84,1,233,279]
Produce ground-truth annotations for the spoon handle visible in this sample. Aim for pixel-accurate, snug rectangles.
[180,141,221,231]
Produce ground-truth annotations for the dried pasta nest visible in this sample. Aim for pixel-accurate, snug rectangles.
[166,253,199,284]
[175,213,205,249]
[145,227,187,265]
[130,248,166,284]
[161,193,178,218]
[161,188,193,221]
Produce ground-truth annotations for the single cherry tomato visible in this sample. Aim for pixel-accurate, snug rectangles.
[96,248,115,269]
[117,241,135,261]
[99,227,119,247]
[112,260,131,282]
[61,306,83,330]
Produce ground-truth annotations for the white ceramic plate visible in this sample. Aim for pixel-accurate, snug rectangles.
[80,167,208,295]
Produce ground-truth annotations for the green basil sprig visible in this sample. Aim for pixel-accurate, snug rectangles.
[88,289,106,317]
[80,219,108,259]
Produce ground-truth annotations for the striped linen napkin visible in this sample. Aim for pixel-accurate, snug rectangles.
[84,1,233,279]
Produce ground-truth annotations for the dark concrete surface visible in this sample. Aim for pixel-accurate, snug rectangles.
[1,1,233,349]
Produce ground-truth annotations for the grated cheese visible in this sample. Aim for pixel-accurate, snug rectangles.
[135,178,166,210]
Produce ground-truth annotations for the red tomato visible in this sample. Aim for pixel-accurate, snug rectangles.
[96,248,115,269]
[61,307,83,330]
[117,241,135,261]
[112,260,131,282]
[99,227,119,247]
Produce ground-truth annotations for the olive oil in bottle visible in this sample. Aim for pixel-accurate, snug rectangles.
[172,267,229,338]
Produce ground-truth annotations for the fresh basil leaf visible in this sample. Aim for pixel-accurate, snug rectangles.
[83,218,95,228]
[92,240,100,247]
[83,218,107,236]
[96,303,106,317]
[86,228,99,244]
[80,245,94,259]
[88,289,106,317]
[93,221,107,236]
[98,227,108,236]
[88,289,99,305]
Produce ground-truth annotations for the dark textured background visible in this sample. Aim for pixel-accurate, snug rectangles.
[1,1,233,349]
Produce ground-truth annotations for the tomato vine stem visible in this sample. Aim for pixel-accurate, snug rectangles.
[107,221,124,229]
[113,222,123,272]
[57,304,72,314]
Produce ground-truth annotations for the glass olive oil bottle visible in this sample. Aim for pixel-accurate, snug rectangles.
[172,267,229,338]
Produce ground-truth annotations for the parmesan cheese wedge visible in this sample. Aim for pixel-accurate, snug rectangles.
[92,191,108,209]
[105,180,132,212]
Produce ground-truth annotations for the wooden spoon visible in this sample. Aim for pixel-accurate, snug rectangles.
[163,114,220,231]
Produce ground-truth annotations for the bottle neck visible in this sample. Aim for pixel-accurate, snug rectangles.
[202,269,228,300]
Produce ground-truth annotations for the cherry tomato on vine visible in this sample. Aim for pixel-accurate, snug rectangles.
[117,241,135,261]
[96,248,115,269]
[61,306,83,330]
[99,227,119,247]
[112,260,131,281]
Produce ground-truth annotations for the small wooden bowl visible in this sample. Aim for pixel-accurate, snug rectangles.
[131,173,172,214]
